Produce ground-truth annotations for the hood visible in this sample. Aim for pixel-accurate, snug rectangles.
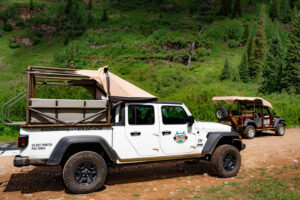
[194,121,232,132]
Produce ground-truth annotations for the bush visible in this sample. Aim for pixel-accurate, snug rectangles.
[3,23,13,32]
[194,47,212,57]
[228,40,239,48]
[8,38,20,49]
[227,19,244,40]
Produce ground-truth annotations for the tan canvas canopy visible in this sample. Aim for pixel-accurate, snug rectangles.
[212,96,273,109]
[76,66,157,101]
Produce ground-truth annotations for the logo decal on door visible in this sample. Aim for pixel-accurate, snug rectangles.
[174,131,188,143]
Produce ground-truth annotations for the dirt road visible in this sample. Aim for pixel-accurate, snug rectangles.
[0,128,299,200]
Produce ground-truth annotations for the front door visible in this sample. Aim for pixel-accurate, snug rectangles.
[125,104,160,156]
[159,105,196,155]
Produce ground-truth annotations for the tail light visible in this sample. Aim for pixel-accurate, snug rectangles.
[18,135,28,148]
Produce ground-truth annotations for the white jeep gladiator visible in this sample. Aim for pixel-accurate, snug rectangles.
[1,66,245,194]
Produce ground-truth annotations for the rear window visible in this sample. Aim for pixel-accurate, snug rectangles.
[128,105,154,125]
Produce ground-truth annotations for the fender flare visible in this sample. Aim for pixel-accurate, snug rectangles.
[275,118,286,127]
[244,120,256,128]
[47,136,117,165]
[201,132,244,154]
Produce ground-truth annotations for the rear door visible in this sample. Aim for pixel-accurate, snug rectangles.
[125,103,160,156]
[159,104,196,155]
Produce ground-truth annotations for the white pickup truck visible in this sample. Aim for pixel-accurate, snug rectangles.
[1,66,245,194]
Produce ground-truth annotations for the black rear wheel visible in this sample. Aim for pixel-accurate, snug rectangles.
[243,125,256,139]
[63,151,107,194]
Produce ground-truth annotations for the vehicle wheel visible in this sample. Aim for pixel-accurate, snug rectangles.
[243,125,256,139]
[215,106,228,120]
[63,151,107,194]
[275,124,285,136]
[211,144,241,178]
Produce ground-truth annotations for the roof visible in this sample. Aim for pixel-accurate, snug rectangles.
[212,96,273,109]
[76,66,157,102]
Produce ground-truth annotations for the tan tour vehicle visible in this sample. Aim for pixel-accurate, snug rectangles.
[212,96,286,139]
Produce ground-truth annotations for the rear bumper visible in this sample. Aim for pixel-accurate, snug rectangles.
[13,155,47,167]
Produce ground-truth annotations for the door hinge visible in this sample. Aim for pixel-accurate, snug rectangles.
[153,148,159,151]
[190,146,196,149]
[153,133,159,136]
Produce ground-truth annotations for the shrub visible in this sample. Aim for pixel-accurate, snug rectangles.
[8,38,20,49]
[3,23,13,32]
[227,19,243,40]
[228,40,239,48]
[194,47,212,57]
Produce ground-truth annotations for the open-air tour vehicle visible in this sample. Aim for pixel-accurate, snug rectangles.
[2,66,157,128]
[212,96,286,139]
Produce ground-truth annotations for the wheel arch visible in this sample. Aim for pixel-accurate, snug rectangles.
[47,136,117,166]
[243,120,257,128]
[275,118,286,127]
[201,132,245,155]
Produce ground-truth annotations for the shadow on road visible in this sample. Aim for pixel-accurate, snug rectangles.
[3,160,213,193]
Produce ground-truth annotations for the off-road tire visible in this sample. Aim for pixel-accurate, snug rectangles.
[211,144,241,178]
[63,151,107,194]
[275,124,285,136]
[215,106,228,120]
[243,125,256,139]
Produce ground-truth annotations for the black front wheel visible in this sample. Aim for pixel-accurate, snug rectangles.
[211,145,241,178]
[275,124,285,136]
[63,151,107,194]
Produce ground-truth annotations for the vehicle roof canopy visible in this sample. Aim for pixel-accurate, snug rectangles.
[212,96,273,109]
[76,66,157,102]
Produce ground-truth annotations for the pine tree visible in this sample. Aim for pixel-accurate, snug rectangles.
[249,9,266,78]
[30,0,33,11]
[269,0,279,21]
[232,0,241,18]
[242,22,249,44]
[220,0,232,16]
[239,52,250,83]
[101,9,108,22]
[290,0,295,8]
[88,0,93,10]
[281,8,300,93]
[65,0,72,15]
[260,34,284,93]
[280,0,291,23]
[246,35,254,62]
[220,58,231,80]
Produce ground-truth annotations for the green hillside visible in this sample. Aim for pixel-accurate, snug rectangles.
[0,0,299,137]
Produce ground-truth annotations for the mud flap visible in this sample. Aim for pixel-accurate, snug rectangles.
[0,143,20,156]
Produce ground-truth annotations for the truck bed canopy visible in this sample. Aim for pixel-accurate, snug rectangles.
[212,96,273,109]
[76,66,157,102]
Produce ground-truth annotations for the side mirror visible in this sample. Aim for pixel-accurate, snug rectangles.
[187,116,194,126]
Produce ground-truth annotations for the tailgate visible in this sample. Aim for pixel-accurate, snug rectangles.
[0,142,20,156]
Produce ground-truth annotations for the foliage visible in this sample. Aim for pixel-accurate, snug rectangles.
[220,0,232,16]
[232,0,242,18]
[260,34,284,94]
[228,40,239,48]
[3,23,13,32]
[249,9,266,79]
[101,9,108,22]
[269,0,279,21]
[281,8,300,93]
[239,52,250,83]
[220,58,231,80]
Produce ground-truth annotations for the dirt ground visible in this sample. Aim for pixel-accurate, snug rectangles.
[0,128,299,200]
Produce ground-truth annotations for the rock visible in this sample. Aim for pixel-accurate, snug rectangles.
[153,188,157,191]
[293,159,298,165]
[24,194,33,197]
[49,197,64,200]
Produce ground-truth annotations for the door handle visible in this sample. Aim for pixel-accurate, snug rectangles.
[130,131,141,136]
[162,131,171,136]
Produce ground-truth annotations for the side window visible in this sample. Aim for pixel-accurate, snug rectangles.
[128,105,154,125]
[161,106,188,124]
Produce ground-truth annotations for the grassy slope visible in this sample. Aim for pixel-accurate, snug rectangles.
[0,1,299,139]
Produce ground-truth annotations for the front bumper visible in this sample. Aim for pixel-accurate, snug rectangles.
[14,155,47,167]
